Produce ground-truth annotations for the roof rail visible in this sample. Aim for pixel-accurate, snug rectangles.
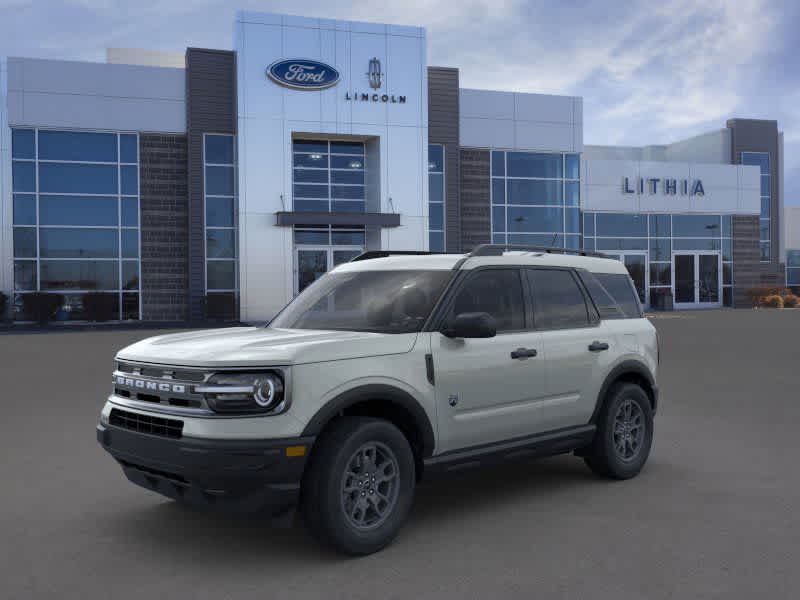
[468,244,609,259]
[349,250,443,262]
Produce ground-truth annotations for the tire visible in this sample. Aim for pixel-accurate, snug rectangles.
[301,417,416,555]
[584,382,653,480]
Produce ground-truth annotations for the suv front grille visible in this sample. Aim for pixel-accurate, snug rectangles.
[109,408,184,439]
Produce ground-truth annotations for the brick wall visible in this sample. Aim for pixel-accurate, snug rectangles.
[139,134,189,321]
[732,215,786,307]
[460,149,491,251]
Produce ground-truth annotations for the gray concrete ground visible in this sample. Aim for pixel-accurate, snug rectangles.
[1,310,799,599]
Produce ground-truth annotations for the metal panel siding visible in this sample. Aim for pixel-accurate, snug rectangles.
[427,67,461,252]
[186,48,237,322]
[459,148,491,251]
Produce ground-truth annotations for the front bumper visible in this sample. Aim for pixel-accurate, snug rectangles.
[97,422,314,517]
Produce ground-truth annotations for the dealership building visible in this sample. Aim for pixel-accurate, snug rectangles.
[0,11,793,323]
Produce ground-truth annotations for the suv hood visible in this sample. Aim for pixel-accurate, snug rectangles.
[116,327,418,368]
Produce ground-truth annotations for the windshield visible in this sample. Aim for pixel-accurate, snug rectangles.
[270,270,454,333]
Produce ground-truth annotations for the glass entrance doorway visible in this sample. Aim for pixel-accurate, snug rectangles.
[606,252,648,307]
[672,252,721,309]
[295,247,362,294]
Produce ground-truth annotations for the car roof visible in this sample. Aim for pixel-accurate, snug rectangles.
[332,251,629,275]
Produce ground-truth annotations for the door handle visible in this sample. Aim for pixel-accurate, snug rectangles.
[588,341,610,352]
[510,348,537,359]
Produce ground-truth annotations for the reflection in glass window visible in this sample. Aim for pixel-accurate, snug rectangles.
[10,128,141,320]
[528,269,589,329]
[742,151,770,260]
[204,134,238,297]
[788,251,800,288]
[428,144,445,251]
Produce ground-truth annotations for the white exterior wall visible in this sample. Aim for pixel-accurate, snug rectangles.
[459,89,582,152]
[582,158,761,215]
[1,59,11,298]
[106,48,186,69]
[785,206,800,250]
[235,11,429,322]
[7,57,185,132]
[585,129,731,165]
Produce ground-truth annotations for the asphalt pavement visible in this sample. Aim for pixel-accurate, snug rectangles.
[1,309,798,599]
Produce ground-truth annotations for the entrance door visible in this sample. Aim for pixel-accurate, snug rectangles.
[295,247,363,294]
[672,252,721,309]
[606,252,648,307]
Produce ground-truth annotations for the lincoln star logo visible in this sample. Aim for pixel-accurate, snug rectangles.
[367,57,382,89]
[115,375,186,394]
[267,59,340,90]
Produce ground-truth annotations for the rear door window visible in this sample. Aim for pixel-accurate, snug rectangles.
[592,272,643,318]
[526,269,591,330]
[577,271,626,320]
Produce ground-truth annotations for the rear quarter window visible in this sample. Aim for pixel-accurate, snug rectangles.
[591,272,643,318]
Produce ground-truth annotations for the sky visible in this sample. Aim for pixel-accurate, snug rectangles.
[1,0,798,204]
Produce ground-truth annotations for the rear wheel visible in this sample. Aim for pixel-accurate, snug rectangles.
[301,417,415,555]
[584,383,653,479]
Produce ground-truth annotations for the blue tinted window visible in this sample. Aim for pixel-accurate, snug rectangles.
[760,175,770,196]
[565,235,581,249]
[39,163,118,194]
[595,213,647,237]
[649,214,671,237]
[721,215,732,237]
[722,238,732,261]
[40,260,118,291]
[293,140,328,154]
[13,194,36,225]
[673,238,721,251]
[673,214,721,237]
[205,135,234,164]
[429,203,444,230]
[429,173,444,203]
[760,242,770,261]
[14,227,37,258]
[331,230,366,245]
[294,184,328,199]
[207,260,236,290]
[507,180,562,205]
[565,181,579,206]
[40,195,118,226]
[14,261,37,291]
[120,135,138,163]
[787,250,800,268]
[121,229,139,258]
[429,231,444,252]
[331,185,364,200]
[761,197,770,218]
[12,161,36,192]
[294,230,329,245]
[331,155,363,169]
[565,154,580,179]
[122,261,139,290]
[206,197,234,227]
[206,166,235,195]
[39,228,118,258]
[12,129,35,159]
[491,151,505,177]
[428,145,444,172]
[565,208,580,233]
[507,152,562,178]
[741,152,769,174]
[332,170,364,185]
[38,130,117,162]
[596,238,647,251]
[332,201,365,213]
[649,238,671,261]
[294,169,328,184]
[330,141,364,155]
[508,233,563,246]
[492,179,505,205]
[294,153,329,168]
[121,165,138,195]
[507,206,563,233]
[206,229,236,258]
[759,220,770,240]
[492,233,507,244]
[121,198,139,226]
[583,213,595,236]
[492,207,505,233]
[294,200,328,212]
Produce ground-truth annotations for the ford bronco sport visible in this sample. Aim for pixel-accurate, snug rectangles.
[97,244,659,555]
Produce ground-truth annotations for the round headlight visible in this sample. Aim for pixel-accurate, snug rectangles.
[254,375,284,409]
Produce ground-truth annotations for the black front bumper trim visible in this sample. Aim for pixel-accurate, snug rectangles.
[97,423,314,516]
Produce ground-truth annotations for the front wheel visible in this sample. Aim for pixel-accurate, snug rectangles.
[584,382,653,479]
[301,417,415,555]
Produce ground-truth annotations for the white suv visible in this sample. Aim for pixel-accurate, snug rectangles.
[97,245,659,555]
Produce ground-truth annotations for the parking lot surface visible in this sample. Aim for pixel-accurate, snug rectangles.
[2,309,799,599]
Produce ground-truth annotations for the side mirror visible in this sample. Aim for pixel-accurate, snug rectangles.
[442,312,497,339]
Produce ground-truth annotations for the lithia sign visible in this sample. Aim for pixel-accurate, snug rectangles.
[623,177,705,196]
[267,57,406,103]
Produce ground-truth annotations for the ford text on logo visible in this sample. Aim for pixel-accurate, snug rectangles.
[115,376,186,394]
[267,59,340,90]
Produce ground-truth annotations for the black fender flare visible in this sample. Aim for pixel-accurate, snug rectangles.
[301,384,436,458]
[590,360,658,423]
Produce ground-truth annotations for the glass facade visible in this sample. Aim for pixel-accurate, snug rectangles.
[787,250,800,290]
[11,128,141,320]
[428,144,445,252]
[292,140,365,213]
[584,213,734,307]
[204,134,238,300]
[742,152,770,261]
[491,150,580,249]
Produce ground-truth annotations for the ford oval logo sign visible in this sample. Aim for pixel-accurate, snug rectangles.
[267,59,340,90]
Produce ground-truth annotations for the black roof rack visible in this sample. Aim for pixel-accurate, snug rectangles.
[468,244,609,259]
[349,250,443,262]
